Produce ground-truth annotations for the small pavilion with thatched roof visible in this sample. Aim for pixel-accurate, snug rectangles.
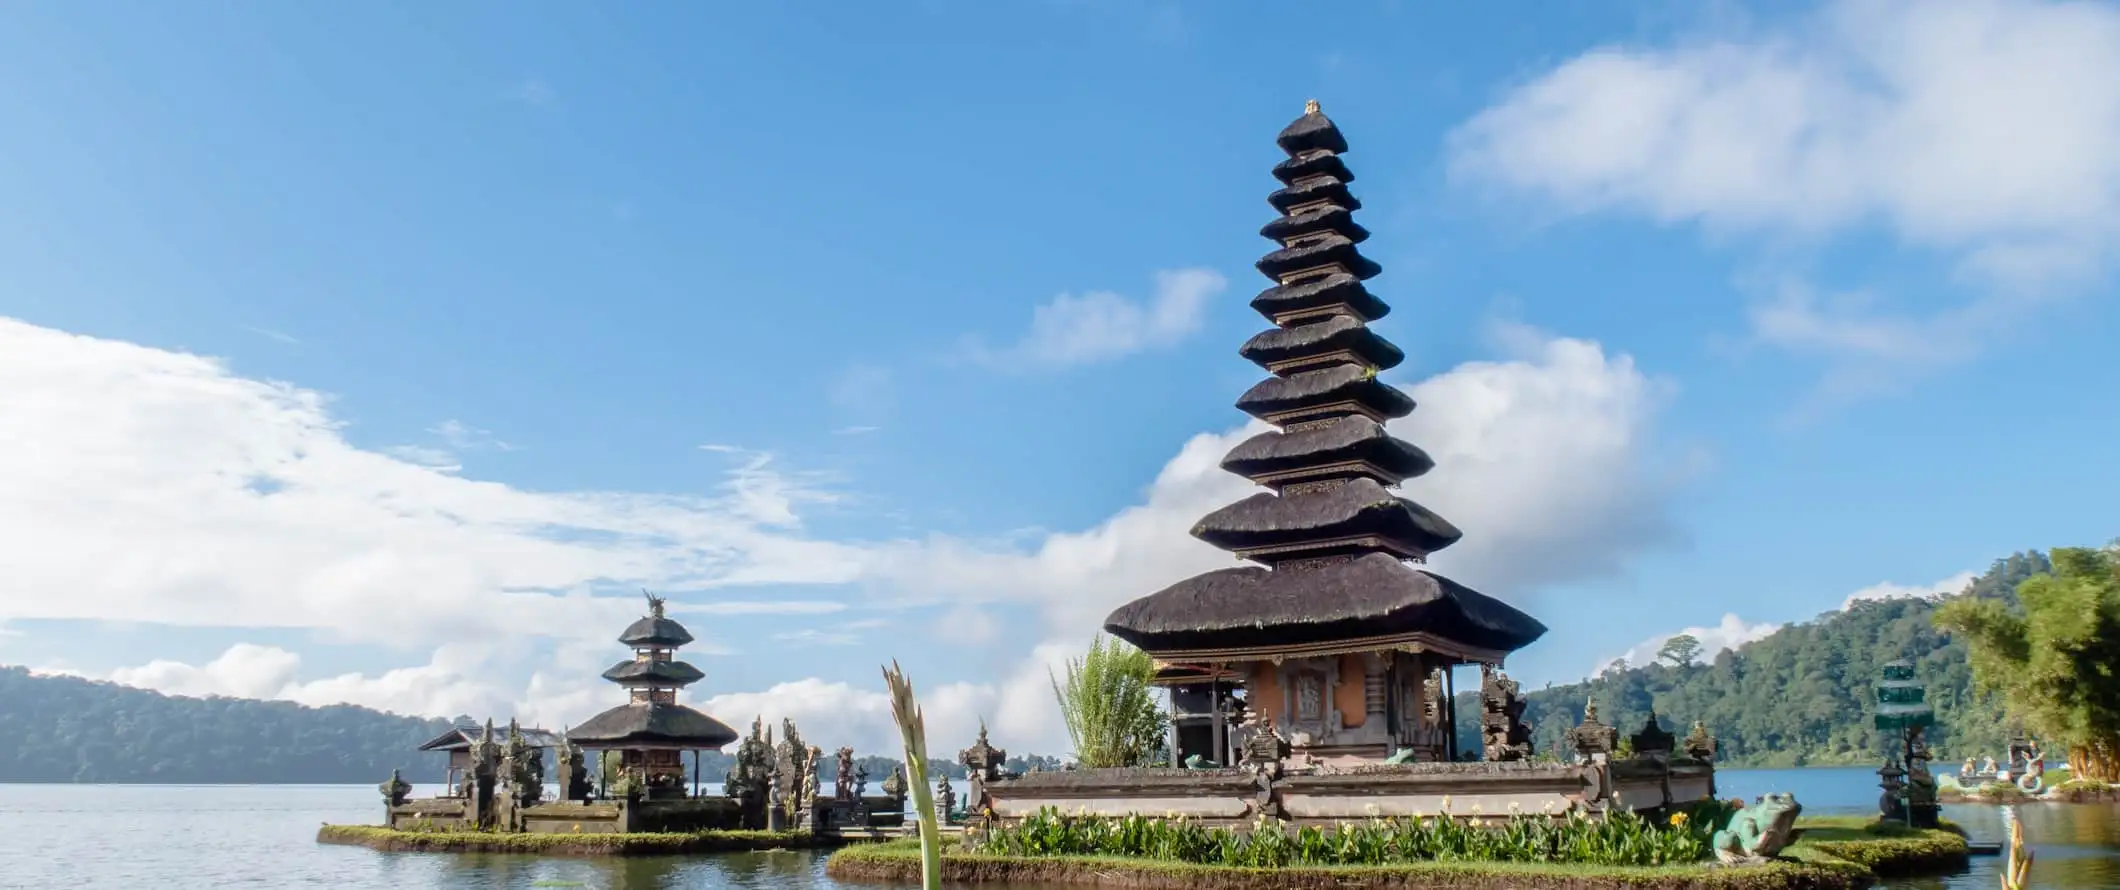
[567,592,739,799]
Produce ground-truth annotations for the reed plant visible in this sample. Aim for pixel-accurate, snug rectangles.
[883,660,941,890]
[2001,810,2032,890]
[977,801,1733,868]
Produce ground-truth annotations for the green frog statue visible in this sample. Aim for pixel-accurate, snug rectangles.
[1712,793,1803,864]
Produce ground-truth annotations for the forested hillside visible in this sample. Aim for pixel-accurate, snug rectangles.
[0,665,1061,784]
[0,667,455,783]
[1461,551,2052,767]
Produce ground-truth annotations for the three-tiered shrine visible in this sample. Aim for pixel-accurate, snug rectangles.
[567,592,739,798]
[1104,100,1548,767]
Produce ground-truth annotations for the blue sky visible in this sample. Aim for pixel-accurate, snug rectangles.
[4,0,2118,755]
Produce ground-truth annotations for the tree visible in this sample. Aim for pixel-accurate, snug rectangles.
[1657,634,1703,667]
[1050,635,1165,768]
[1935,547,2120,782]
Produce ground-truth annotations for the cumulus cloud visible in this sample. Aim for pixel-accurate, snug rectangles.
[883,321,1686,632]
[0,318,872,649]
[1841,570,1977,610]
[106,643,521,719]
[974,268,1228,367]
[10,313,1688,756]
[1450,0,2120,380]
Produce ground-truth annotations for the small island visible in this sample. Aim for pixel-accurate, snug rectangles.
[317,593,919,855]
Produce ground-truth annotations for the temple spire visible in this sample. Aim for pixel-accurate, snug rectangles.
[1101,103,1545,669]
[1190,100,1459,567]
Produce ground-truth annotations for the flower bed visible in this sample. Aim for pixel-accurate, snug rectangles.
[825,811,1967,890]
[315,824,842,856]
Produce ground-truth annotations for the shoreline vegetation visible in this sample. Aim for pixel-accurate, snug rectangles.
[1940,777,2119,803]
[314,824,854,856]
[826,816,1968,890]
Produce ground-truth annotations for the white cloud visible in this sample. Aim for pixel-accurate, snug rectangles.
[0,318,873,649]
[884,321,1685,634]
[1450,0,2120,374]
[1842,570,1977,610]
[432,419,513,453]
[700,641,1074,757]
[1605,613,1785,674]
[106,642,519,720]
[979,268,1227,367]
[240,325,302,346]
[6,315,1687,758]
[771,618,890,647]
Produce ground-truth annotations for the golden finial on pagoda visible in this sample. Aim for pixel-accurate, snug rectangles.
[1304,98,1322,115]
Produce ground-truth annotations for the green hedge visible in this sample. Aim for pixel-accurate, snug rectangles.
[315,824,841,856]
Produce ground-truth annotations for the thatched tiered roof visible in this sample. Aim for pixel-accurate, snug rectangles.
[568,593,736,751]
[1103,102,1546,663]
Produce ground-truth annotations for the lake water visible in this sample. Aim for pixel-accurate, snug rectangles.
[0,769,2113,889]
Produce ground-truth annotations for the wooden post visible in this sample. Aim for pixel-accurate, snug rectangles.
[692,749,701,798]
[1443,666,1458,762]
[1210,671,1226,767]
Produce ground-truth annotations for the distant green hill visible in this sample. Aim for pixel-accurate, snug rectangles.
[1453,551,2052,767]
[0,665,1063,784]
[0,667,455,783]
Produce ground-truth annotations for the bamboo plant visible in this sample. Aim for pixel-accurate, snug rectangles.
[884,660,942,890]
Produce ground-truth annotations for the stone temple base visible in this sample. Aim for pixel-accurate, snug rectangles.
[979,757,1715,827]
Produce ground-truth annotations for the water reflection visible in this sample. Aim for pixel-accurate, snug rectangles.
[0,777,2111,889]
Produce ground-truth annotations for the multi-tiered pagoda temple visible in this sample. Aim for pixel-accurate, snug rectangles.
[1104,101,1548,767]
[568,593,739,798]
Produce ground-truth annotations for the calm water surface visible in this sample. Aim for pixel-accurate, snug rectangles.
[0,769,2112,889]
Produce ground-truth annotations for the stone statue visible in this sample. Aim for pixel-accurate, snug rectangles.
[466,719,499,805]
[379,768,412,808]
[835,746,858,801]
[644,589,668,619]
[800,745,821,822]
[1567,698,1619,762]
[557,737,591,803]
[501,719,542,805]
[1479,666,1534,762]
[1960,757,1977,778]
[935,772,957,823]
[881,765,907,806]
[770,719,812,826]
[725,717,773,827]
[1713,793,1803,864]
[852,761,870,798]
[1683,720,1718,762]
[1239,710,1290,777]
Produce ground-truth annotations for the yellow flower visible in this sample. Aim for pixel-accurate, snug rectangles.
[1669,812,1688,827]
